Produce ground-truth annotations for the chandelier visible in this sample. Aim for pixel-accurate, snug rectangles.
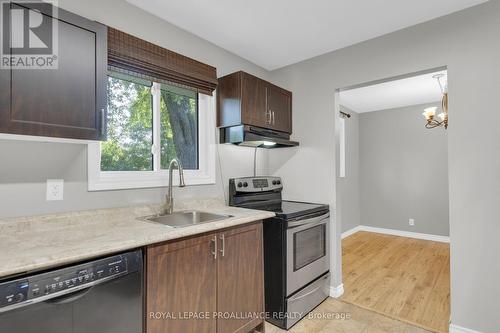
[422,74,448,129]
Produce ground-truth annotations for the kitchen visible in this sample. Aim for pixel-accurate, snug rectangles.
[1,1,499,333]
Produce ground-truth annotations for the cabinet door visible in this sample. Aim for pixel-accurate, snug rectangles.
[217,223,264,333]
[267,85,292,133]
[241,73,269,128]
[146,234,218,333]
[0,3,107,140]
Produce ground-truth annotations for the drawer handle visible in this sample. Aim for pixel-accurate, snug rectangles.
[289,285,323,302]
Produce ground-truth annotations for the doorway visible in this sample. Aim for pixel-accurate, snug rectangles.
[335,68,451,333]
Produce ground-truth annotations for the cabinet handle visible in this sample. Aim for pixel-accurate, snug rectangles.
[266,110,272,124]
[272,110,275,125]
[100,108,106,137]
[219,234,225,257]
[211,236,217,260]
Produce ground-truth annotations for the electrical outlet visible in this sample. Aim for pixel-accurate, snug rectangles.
[46,179,64,201]
[409,218,415,226]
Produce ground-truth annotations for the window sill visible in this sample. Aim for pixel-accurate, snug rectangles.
[87,169,216,191]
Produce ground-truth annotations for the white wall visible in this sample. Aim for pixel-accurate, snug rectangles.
[0,0,271,218]
[269,2,500,332]
[359,103,449,236]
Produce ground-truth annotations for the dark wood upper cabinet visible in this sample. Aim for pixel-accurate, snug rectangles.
[0,2,107,140]
[241,73,267,129]
[266,84,292,133]
[146,222,265,333]
[217,71,292,134]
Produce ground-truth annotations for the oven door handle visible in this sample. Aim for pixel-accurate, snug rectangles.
[287,212,330,229]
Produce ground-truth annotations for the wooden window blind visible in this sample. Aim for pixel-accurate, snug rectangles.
[107,27,218,95]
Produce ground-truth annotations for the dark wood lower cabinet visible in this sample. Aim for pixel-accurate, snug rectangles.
[146,233,217,333]
[217,223,264,333]
[146,222,264,333]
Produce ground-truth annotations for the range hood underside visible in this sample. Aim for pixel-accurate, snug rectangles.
[219,125,299,148]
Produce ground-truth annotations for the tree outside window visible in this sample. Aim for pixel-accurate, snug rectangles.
[160,86,198,170]
[101,73,198,172]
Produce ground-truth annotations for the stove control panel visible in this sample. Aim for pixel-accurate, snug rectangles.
[230,177,282,193]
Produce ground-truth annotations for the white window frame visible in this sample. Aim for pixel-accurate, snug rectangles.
[87,82,216,191]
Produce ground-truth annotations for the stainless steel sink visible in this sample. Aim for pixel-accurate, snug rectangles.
[141,210,232,228]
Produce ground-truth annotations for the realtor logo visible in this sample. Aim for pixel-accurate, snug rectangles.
[1,0,58,69]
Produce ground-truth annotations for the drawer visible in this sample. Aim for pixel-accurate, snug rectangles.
[285,273,330,329]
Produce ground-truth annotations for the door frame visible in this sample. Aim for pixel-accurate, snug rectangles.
[331,66,449,297]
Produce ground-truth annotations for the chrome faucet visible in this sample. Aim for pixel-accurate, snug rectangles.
[164,158,186,215]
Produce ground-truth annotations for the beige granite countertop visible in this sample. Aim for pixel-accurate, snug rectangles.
[0,198,275,279]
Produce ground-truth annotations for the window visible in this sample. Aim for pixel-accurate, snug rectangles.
[101,75,153,171]
[88,73,215,191]
[159,84,198,170]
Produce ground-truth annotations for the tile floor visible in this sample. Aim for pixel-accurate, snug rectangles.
[264,298,432,333]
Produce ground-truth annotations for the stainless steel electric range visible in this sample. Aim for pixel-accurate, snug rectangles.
[229,176,330,330]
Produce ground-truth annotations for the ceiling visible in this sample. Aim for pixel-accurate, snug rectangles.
[339,70,447,113]
[126,0,487,70]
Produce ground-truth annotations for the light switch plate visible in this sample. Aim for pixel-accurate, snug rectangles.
[409,218,415,226]
[46,179,64,201]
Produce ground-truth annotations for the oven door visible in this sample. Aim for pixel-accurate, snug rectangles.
[286,212,330,296]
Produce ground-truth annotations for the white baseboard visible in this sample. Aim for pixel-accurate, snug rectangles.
[329,284,344,298]
[341,225,363,239]
[449,324,483,333]
[341,225,450,243]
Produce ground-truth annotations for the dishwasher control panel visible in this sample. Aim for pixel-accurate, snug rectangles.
[0,250,141,312]
[0,279,29,309]
[31,256,128,299]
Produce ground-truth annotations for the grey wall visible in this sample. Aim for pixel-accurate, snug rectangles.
[0,0,271,218]
[358,103,449,236]
[338,106,360,234]
[268,1,500,331]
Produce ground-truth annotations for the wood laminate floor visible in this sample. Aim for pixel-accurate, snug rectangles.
[341,231,450,333]
[265,298,432,333]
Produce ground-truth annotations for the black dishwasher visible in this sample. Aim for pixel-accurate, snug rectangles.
[0,250,143,333]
